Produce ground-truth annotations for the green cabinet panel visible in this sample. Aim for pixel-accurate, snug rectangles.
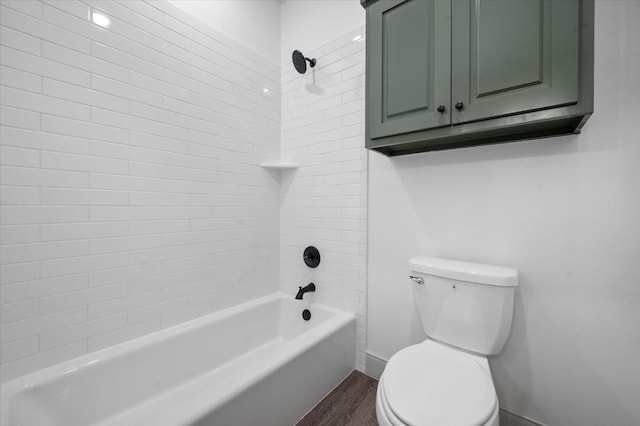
[367,0,451,139]
[452,0,580,124]
[363,0,594,156]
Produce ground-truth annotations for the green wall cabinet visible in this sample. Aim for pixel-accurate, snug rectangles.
[363,0,594,156]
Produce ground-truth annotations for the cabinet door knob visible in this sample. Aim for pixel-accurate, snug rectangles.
[437,104,446,113]
[455,101,464,110]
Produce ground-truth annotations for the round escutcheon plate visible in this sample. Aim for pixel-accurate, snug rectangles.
[303,246,320,268]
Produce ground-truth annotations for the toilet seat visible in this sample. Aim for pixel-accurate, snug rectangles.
[377,380,499,426]
[378,340,498,426]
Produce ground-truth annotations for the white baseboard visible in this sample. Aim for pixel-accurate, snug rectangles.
[499,407,549,426]
[365,351,387,380]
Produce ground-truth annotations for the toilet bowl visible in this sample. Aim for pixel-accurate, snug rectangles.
[375,256,518,426]
[376,340,499,426]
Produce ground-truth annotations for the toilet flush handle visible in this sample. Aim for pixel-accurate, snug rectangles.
[409,275,424,285]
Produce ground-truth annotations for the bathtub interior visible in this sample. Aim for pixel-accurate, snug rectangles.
[1,293,355,426]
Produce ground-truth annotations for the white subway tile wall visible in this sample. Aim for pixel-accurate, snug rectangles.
[0,0,281,381]
[280,28,367,371]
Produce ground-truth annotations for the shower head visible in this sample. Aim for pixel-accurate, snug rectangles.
[292,50,316,74]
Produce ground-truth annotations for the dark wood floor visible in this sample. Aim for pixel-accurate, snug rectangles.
[296,370,379,426]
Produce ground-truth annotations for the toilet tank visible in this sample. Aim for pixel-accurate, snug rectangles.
[409,256,518,355]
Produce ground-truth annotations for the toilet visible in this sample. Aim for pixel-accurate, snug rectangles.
[376,256,519,426]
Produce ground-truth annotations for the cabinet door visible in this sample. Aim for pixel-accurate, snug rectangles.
[451,0,580,124]
[367,0,451,139]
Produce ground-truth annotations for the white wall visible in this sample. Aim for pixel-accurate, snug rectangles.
[367,1,640,425]
[279,0,367,370]
[170,0,281,64]
[0,0,281,381]
[280,0,364,68]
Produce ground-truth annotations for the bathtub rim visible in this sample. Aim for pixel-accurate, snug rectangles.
[1,291,356,426]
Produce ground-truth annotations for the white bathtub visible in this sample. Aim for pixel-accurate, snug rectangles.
[0,293,356,426]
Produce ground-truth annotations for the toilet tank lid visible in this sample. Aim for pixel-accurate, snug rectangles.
[409,256,518,287]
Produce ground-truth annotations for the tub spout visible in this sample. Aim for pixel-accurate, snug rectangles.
[295,283,316,300]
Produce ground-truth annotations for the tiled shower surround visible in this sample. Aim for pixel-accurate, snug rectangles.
[280,28,367,371]
[0,0,281,381]
[0,0,368,381]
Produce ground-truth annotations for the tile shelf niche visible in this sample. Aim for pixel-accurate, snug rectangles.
[260,161,299,170]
